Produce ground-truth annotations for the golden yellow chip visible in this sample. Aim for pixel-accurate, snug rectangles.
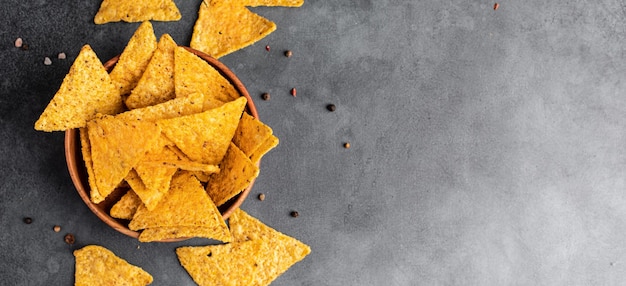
[141,160,220,174]
[244,0,304,7]
[35,45,123,132]
[125,167,175,211]
[129,172,232,242]
[229,209,311,285]
[190,1,276,58]
[110,190,142,220]
[79,128,105,203]
[87,115,161,203]
[250,134,279,164]
[190,171,211,183]
[138,225,227,242]
[74,245,153,286]
[175,47,239,110]
[176,240,263,286]
[109,21,157,96]
[117,93,203,122]
[158,97,247,165]
[126,34,177,109]
[206,143,259,206]
[232,113,273,157]
[94,0,181,24]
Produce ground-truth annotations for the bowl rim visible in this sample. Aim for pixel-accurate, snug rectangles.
[64,46,258,241]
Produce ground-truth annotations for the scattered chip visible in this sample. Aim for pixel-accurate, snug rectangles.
[206,143,259,206]
[176,240,263,286]
[74,245,153,286]
[250,134,279,164]
[129,172,232,242]
[35,45,123,131]
[243,0,304,7]
[126,34,177,109]
[232,112,274,157]
[174,47,239,110]
[228,209,311,285]
[158,97,247,165]
[190,0,276,58]
[110,190,142,220]
[87,115,161,203]
[109,21,157,96]
[94,0,181,24]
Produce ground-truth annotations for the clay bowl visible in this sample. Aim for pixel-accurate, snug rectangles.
[65,47,258,241]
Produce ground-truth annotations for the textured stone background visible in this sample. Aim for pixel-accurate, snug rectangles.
[2,0,626,285]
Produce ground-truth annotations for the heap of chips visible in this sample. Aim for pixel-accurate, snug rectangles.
[74,245,153,285]
[35,22,279,242]
[190,0,304,58]
[177,209,311,285]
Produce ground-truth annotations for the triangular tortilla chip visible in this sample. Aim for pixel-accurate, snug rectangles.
[110,190,142,220]
[176,241,263,286]
[74,245,153,286]
[109,21,157,96]
[250,134,279,164]
[244,0,304,7]
[139,225,228,242]
[206,143,259,206]
[232,113,273,157]
[87,115,161,203]
[35,45,123,131]
[94,0,181,24]
[175,47,239,110]
[129,172,232,242]
[229,209,311,285]
[79,128,105,203]
[190,1,276,58]
[125,166,175,211]
[126,34,177,109]
[118,92,204,122]
[157,97,247,165]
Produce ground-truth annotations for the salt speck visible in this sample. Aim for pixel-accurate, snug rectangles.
[14,38,22,48]
[44,57,52,65]
[58,53,66,60]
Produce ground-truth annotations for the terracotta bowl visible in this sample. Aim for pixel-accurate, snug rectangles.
[65,47,258,241]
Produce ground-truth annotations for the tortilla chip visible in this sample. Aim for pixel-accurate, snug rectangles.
[232,113,273,157]
[125,34,177,109]
[129,172,232,242]
[94,0,181,24]
[190,171,211,183]
[138,225,227,242]
[117,93,204,122]
[141,160,220,174]
[174,47,239,110]
[250,134,279,164]
[87,115,161,203]
[110,190,142,220]
[109,21,157,96]
[125,167,175,211]
[244,0,304,7]
[176,240,263,286]
[229,209,311,285]
[158,97,247,165]
[74,245,153,286]
[35,45,123,131]
[206,143,259,206]
[190,1,276,58]
[79,128,105,203]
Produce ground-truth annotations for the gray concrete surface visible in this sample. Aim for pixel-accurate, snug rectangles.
[2,0,626,285]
